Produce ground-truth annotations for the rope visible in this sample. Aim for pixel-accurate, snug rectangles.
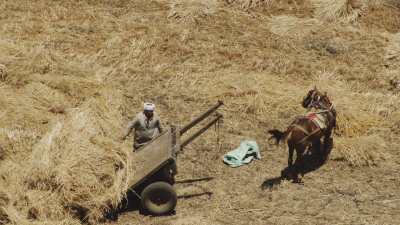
[291,124,310,136]
[298,128,321,144]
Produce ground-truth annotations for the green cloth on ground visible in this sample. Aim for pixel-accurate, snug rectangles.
[223,140,261,167]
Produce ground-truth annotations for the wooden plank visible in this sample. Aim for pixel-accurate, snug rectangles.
[128,129,173,188]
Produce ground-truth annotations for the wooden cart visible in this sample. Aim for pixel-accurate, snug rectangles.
[127,101,223,215]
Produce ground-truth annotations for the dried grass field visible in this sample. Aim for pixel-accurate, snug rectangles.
[0,0,400,225]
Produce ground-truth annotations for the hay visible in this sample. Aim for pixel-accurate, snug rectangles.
[227,0,274,10]
[268,15,322,39]
[335,111,381,138]
[390,78,400,90]
[168,0,219,24]
[0,84,49,160]
[0,0,399,224]
[0,187,10,225]
[309,71,399,166]
[27,73,101,102]
[371,0,400,8]
[23,82,70,113]
[0,64,7,82]
[312,71,388,137]
[334,136,388,167]
[0,88,132,224]
[311,0,367,23]
[385,33,400,69]
[22,89,130,223]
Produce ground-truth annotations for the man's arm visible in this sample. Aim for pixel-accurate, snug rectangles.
[157,119,163,133]
[121,117,139,140]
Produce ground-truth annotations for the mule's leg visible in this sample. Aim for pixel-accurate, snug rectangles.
[288,142,295,168]
[294,145,305,166]
[322,130,333,162]
[312,139,322,159]
[323,129,333,149]
[292,145,307,183]
[283,142,296,181]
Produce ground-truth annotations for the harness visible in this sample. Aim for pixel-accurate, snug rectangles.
[288,97,335,145]
[287,123,322,145]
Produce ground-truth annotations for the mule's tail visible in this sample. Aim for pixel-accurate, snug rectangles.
[268,129,286,145]
[268,127,293,145]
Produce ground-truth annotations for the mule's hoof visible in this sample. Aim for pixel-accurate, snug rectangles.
[292,176,304,184]
[281,168,291,179]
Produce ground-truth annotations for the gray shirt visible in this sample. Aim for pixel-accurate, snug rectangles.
[125,112,162,146]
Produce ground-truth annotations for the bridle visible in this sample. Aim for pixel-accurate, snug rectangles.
[306,90,333,111]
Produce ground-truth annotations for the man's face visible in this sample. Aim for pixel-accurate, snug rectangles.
[144,110,154,119]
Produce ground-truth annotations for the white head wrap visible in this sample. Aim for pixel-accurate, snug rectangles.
[144,102,155,111]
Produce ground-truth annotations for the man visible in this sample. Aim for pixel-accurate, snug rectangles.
[121,102,163,151]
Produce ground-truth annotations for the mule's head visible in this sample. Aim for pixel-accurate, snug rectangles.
[302,86,320,108]
[302,86,333,110]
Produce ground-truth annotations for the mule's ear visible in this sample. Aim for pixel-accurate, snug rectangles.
[324,91,327,96]
[313,85,317,90]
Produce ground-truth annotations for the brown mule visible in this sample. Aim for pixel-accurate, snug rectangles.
[268,87,336,182]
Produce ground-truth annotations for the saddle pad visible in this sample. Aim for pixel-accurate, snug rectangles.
[306,112,327,129]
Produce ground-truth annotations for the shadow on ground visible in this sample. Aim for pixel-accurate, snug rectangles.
[261,138,333,190]
[104,177,214,221]
[103,189,142,221]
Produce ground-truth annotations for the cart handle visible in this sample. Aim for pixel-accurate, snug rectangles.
[180,101,223,135]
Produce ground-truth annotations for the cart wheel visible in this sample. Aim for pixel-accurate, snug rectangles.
[141,181,177,215]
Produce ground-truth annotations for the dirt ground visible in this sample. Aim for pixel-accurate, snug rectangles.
[1,0,400,225]
[110,155,400,225]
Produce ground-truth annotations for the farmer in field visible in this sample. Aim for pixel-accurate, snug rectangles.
[121,103,163,151]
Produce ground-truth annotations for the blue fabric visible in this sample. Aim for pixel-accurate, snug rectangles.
[223,140,261,167]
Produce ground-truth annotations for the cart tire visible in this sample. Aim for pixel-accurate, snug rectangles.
[141,181,177,215]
